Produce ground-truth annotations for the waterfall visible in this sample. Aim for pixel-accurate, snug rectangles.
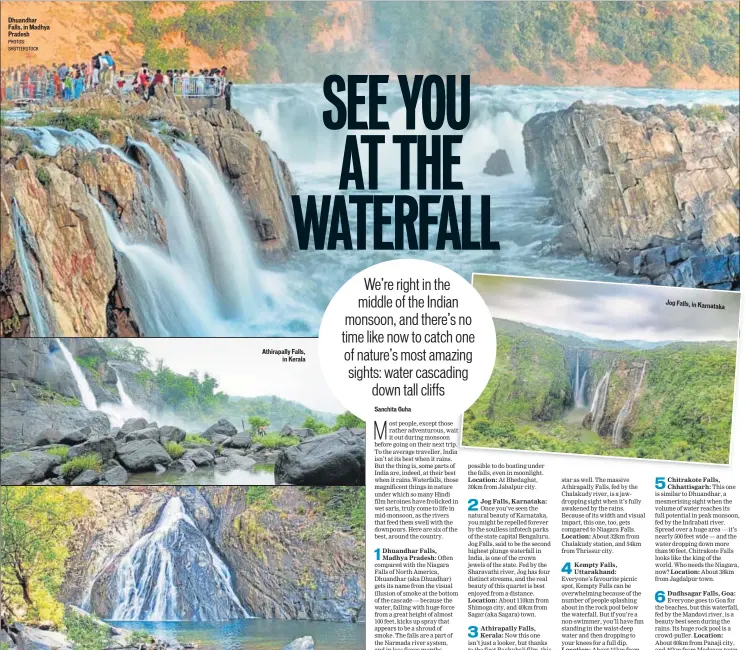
[55,339,99,411]
[173,140,263,320]
[127,140,211,284]
[588,371,611,433]
[573,351,580,405]
[10,200,52,336]
[110,497,249,622]
[611,362,649,447]
[95,199,227,336]
[266,143,299,246]
[577,370,588,408]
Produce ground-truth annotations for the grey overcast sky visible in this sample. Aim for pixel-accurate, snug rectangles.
[473,275,741,343]
[125,339,344,413]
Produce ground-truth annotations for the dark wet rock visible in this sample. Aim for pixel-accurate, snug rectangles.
[120,427,161,443]
[70,469,102,486]
[203,419,238,440]
[523,102,739,275]
[169,458,197,473]
[0,450,60,485]
[68,437,117,463]
[159,425,186,444]
[120,417,150,434]
[183,448,214,466]
[101,464,129,485]
[483,149,513,176]
[228,432,253,448]
[116,439,173,472]
[275,430,365,486]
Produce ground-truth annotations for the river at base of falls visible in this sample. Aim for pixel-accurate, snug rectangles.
[110,619,365,650]
[125,465,275,486]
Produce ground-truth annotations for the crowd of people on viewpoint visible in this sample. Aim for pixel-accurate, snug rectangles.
[1,52,234,109]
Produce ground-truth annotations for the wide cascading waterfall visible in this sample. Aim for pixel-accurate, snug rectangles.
[95,199,227,336]
[589,371,611,433]
[109,497,249,622]
[10,200,52,336]
[173,141,263,320]
[55,339,99,411]
[611,362,649,447]
[127,140,211,284]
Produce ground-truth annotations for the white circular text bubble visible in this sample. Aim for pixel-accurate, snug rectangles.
[319,259,496,419]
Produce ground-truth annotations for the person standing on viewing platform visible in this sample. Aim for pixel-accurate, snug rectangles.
[225,81,233,111]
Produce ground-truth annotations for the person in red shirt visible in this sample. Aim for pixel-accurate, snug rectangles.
[148,69,163,100]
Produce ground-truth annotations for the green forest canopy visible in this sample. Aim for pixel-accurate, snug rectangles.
[116,1,739,84]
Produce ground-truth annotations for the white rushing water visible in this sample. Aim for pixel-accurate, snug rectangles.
[110,497,249,621]
[8,84,738,336]
[173,140,262,320]
[588,371,612,433]
[10,200,51,336]
[611,361,649,447]
[55,338,151,427]
[56,339,99,411]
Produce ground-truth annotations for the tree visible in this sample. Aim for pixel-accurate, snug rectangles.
[301,416,329,435]
[1,487,88,624]
[335,411,365,430]
[247,416,270,434]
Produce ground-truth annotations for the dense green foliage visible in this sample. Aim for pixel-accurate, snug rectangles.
[115,1,738,85]
[59,453,102,480]
[163,441,185,458]
[463,321,736,463]
[63,610,112,650]
[301,487,366,542]
[0,487,88,624]
[334,411,366,430]
[256,432,300,449]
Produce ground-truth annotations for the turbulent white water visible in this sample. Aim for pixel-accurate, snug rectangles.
[110,497,249,621]
[55,338,152,427]
[8,84,738,336]
[56,339,100,411]
[588,371,612,433]
[611,362,649,447]
[266,143,299,246]
[173,141,262,320]
[233,83,739,335]
[10,201,51,336]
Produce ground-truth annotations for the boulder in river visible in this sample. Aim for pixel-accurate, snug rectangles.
[169,458,197,473]
[0,450,60,485]
[70,469,102,486]
[275,430,365,485]
[159,425,186,444]
[203,418,238,440]
[483,149,513,176]
[116,439,173,472]
[228,432,252,448]
[100,464,129,485]
[183,448,215,466]
[120,418,150,435]
[68,437,117,463]
[283,638,315,650]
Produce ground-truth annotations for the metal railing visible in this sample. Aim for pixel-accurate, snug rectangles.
[2,80,57,103]
[172,77,225,98]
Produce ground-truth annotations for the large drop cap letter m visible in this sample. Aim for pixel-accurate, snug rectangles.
[374,421,387,441]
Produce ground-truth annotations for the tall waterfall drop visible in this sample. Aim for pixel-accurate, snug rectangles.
[588,371,612,433]
[11,201,52,337]
[110,497,249,622]
[611,362,649,447]
[56,339,99,411]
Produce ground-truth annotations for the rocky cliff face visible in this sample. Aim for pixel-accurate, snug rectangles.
[60,487,365,624]
[524,102,740,288]
[0,89,296,337]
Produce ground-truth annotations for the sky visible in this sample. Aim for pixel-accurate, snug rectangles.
[126,338,344,414]
[472,275,741,343]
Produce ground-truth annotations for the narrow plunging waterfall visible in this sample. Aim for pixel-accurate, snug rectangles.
[589,371,611,433]
[266,143,299,246]
[611,362,649,447]
[173,140,262,320]
[578,371,588,408]
[573,351,580,406]
[10,200,52,336]
[110,497,249,622]
[56,339,99,411]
